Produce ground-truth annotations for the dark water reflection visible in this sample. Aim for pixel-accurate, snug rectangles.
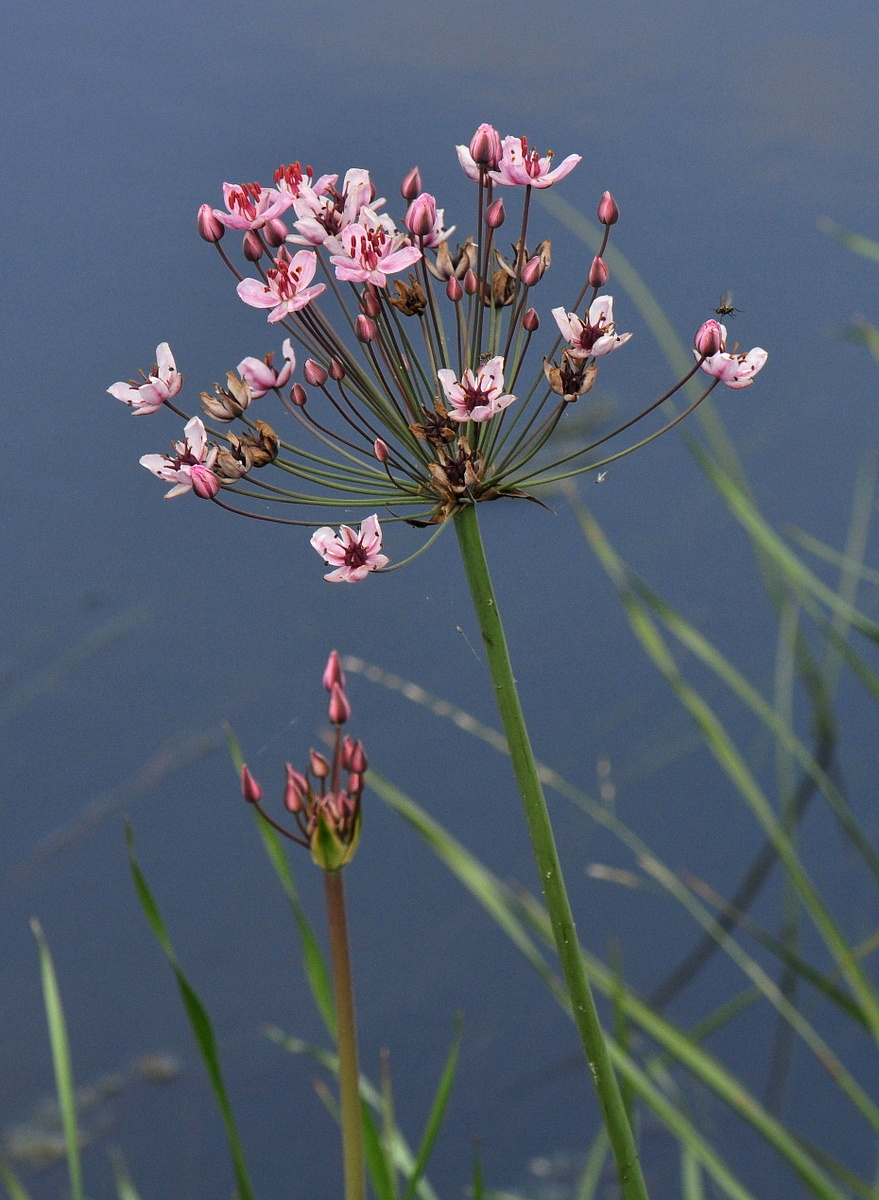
[3,0,879,1196]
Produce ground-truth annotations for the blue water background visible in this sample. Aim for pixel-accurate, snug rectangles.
[2,1,879,1196]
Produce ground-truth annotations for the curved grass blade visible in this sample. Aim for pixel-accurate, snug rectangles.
[29,919,83,1200]
[818,218,879,264]
[575,1127,610,1200]
[368,775,840,1200]
[402,1016,462,1200]
[126,829,256,1200]
[109,1148,144,1200]
[0,1157,33,1200]
[224,723,336,1040]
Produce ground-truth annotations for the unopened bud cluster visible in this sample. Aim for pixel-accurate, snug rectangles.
[241,652,366,871]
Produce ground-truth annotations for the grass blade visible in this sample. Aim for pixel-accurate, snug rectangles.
[224,723,336,1040]
[402,1016,462,1200]
[575,1127,610,1200]
[29,919,83,1200]
[109,1148,144,1200]
[126,828,256,1200]
[0,1157,33,1200]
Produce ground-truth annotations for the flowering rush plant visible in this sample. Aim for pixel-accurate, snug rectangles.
[109,123,766,583]
[108,124,767,1200]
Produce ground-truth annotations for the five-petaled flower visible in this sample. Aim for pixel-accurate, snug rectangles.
[140,416,220,498]
[108,343,182,415]
[694,322,768,389]
[552,297,632,360]
[237,248,326,322]
[437,358,516,424]
[213,182,294,230]
[311,515,390,583]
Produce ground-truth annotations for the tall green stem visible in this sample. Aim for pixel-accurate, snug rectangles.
[324,868,366,1200]
[454,502,649,1200]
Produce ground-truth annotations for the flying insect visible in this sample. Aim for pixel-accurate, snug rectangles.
[715,291,742,317]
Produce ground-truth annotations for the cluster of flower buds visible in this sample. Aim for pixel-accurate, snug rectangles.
[240,652,366,871]
[109,123,767,578]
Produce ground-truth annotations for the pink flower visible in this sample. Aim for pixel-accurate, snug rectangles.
[552,297,632,359]
[436,357,516,423]
[310,514,390,583]
[694,323,768,388]
[236,248,325,322]
[405,192,454,248]
[237,338,295,398]
[491,136,581,189]
[108,343,182,415]
[456,124,503,180]
[288,168,380,246]
[212,182,294,230]
[328,208,422,286]
[140,416,220,499]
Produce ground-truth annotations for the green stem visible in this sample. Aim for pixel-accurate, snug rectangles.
[324,868,366,1200]
[454,502,649,1200]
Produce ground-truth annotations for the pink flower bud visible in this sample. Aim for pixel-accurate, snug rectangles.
[401,166,422,201]
[523,307,540,332]
[405,192,438,238]
[323,650,346,691]
[304,359,328,387]
[291,383,307,406]
[470,123,502,169]
[190,465,221,499]
[446,276,463,302]
[355,314,376,342]
[597,191,619,226]
[363,288,381,318]
[264,218,288,248]
[329,358,345,381]
[694,319,724,357]
[374,438,389,463]
[328,683,352,726]
[242,231,264,261]
[521,256,543,287]
[197,204,225,243]
[588,256,609,288]
[241,764,262,804]
[310,750,330,779]
[485,198,505,229]
[345,739,368,774]
[463,268,478,295]
[284,762,307,813]
[347,772,363,796]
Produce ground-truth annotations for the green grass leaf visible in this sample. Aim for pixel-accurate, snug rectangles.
[0,1157,33,1200]
[126,828,256,1200]
[402,1016,462,1200]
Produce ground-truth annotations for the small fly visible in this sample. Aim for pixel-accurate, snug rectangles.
[715,291,742,317]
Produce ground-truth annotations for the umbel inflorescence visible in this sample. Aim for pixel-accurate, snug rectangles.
[108,123,767,582]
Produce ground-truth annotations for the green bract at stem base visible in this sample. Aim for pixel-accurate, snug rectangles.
[452,501,649,1200]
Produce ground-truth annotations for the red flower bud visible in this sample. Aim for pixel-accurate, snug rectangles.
[190,466,221,499]
[328,683,352,726]
[264,218,288,248]
[694,319,724,357]
[521,256,543,287]
[446,276,463,302]
[523,307,540,332]
[323,650,345,691]
[469,123,502,169]
[197,204,225,243]
[405,192,438,238]
[463,268,478,295]
[241,764,262,804]
[284,762,307,813]
[345,739,368,774]
[242,231,263,261]
[374,438,389,463]
[597,191,619,226]
[588,256,609,288]
[401,166,422,200]
[485,198,505,229]
[304,359,328,387]
[329,358,345,381]
[355,314,376,342]
[310,750,330,778]
[291,383,307,406]
[362,288,381,318]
